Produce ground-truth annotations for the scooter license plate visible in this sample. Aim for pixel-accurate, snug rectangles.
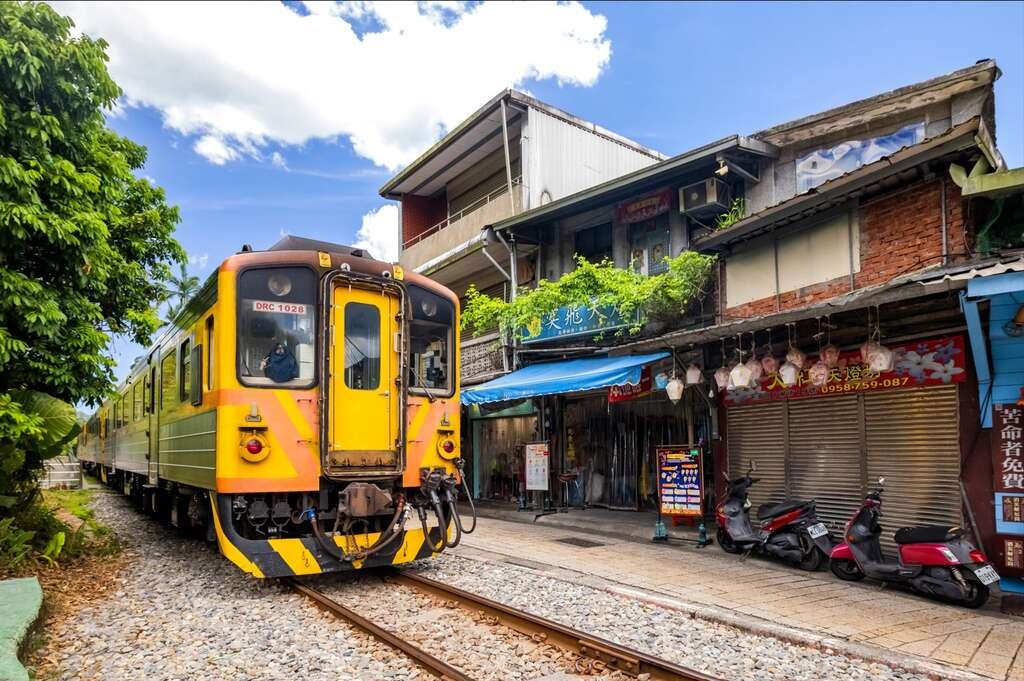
[974,565,1000,585]
[807,523,828,539]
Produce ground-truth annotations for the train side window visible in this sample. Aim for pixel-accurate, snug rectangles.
[143,374,151,414]
[205,316,214,390]
[161,351,176,411]
[179,339,191,402]
[133,382,142,421]
[190,343,203,406]
[344,302,380,390]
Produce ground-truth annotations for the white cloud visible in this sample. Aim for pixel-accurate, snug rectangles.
[188,253,210,269]
[353,204,399,262]
[270,151,288,168]
[193,134,239,165]
[56,1,611,170]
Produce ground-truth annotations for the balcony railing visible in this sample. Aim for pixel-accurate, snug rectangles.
[403,176,522,249]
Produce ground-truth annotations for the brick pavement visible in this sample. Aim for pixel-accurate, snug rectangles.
[451,516,1024,680]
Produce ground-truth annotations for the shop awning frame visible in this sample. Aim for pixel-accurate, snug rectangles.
[460,352,670,405]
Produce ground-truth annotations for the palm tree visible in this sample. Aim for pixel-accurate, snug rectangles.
[165,262,200,320]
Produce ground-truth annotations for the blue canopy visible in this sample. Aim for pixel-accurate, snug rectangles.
[461,352,670,405]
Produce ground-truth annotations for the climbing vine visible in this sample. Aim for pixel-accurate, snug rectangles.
[462,251,716,340]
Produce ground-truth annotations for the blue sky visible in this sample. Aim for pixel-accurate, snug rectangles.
[64,1,1023,381]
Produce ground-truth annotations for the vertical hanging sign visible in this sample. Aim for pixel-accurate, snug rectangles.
[657,445,703,517]
[525,441,550,491]
[994,404,1024,493]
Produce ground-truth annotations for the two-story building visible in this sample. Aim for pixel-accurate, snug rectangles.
[380,89,665,389]
[461,61,1021,570]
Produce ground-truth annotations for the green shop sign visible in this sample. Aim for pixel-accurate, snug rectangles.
[521,303,638,344]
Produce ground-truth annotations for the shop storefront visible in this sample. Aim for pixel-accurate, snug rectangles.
[723,335,968,552]
[463,352,712,514]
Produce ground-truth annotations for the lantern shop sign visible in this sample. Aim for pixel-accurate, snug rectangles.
[994,404,1024,493]
[609,366,652,403]
[723,335,966,406]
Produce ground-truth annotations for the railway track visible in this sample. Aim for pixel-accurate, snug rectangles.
[288,571,723,681]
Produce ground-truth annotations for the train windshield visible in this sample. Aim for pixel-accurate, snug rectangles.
[237,266,317,388]
[408,285,454,397]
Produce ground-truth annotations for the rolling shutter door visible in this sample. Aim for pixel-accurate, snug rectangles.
[864,385,961,555]
[728,401,787,510]
[787,395,864,533]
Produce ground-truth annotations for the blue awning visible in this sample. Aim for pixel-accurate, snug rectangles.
[461,352,670,405]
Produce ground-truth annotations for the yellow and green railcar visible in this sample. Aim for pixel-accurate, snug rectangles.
[78,236,472,578]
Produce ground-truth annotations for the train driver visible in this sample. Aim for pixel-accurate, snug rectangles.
[260,342,299,383]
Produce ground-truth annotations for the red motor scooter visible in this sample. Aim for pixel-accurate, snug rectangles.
[829,477,998,608]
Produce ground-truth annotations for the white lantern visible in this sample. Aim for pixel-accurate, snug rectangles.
[666,377,685,404]
[713,366,730,390]
[761,353,779,374]
[730,362,753,389]
[808,360,829,386]
[821,344,841,368]
[786,346,806,369]
[779,361,799,387]
[745,356,763,383]
[685,363,703,385]
[864,343,895,372]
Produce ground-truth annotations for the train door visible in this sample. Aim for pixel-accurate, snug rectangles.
[147,358,159,485]
[326,284,401,476]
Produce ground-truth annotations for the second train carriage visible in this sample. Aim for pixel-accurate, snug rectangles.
[78,236,473,577]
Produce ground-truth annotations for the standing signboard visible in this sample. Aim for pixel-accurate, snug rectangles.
[525,441,550,491]
[993,403,1024,579]
[657,445,703,517]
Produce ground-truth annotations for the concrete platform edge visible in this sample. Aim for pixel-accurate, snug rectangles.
[0,577,43,681]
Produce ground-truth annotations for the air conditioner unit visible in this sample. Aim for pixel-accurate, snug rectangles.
[679,178,732,219]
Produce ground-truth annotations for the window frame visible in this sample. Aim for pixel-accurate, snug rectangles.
[573,222,614,265]
[179,338,192,403]
[205,315,215,391]
[160,350,177,412]
[343,301,382,391]
[235,264,319,390]
[407,284,456,399]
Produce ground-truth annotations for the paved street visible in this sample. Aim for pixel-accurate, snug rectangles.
[452,515,1024,681]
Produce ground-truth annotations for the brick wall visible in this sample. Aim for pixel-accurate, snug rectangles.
[401,194,447,247]
[722,179,965,320]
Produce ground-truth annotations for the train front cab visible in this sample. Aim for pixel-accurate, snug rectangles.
[209,255,468,578]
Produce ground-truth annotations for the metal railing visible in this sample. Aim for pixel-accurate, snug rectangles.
[402,176,522,249]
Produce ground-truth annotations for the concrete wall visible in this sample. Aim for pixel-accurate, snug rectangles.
[723,179,965,319]
[399,185,522,270]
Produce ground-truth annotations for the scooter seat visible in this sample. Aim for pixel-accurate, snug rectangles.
[756,499,811,520]
[893,525,962,544]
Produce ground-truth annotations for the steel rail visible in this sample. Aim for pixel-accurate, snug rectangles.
[286,579,473,681]
[391,571,723,681]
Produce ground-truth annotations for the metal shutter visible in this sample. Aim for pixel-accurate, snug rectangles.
[864,385,961,555]
[728,401,787,510]
[787,395,864,533]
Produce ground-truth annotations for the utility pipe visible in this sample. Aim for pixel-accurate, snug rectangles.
[940,177,948,265]
[500,97,516,216]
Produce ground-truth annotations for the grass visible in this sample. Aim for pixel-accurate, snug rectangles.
[41,484,121,559]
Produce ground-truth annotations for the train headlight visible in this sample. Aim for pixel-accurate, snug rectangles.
[437,437,457,459]
[240,433,270,462]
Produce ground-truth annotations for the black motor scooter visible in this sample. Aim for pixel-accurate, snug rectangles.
[716,462,834,571]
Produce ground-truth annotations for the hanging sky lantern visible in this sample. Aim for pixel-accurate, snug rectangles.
[685,363,703,385]
[730,361,753,389]
[785,323,806,369]
[809,360,829,386]
[779,361,800,387]
[666,377,685,403]
[861,305,894,372]
[822,344,841,368]
[714,366,730,390]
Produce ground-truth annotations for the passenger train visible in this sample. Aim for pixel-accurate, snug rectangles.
[78,236,472,578]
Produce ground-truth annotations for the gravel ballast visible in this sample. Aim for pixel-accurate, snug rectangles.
[411,554,934,681]
[36,492,422,681]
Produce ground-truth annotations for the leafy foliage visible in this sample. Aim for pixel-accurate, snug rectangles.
[714,198,746,231]
[462,251,716,340]
[0,2,182,563]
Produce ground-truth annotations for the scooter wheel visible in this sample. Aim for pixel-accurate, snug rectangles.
[960,581,990,609]
[798,546,824,572]
[717,528,743,554]
[830,558,865,581]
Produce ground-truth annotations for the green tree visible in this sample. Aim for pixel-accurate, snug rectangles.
[165,262,200,320]
[0,3,183,514]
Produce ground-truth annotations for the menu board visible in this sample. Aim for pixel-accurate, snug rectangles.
[657,445,702,517]
[525,442,550,491]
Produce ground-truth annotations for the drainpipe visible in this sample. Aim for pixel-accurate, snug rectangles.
[500,97,516,216]
[940,177,948,265]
